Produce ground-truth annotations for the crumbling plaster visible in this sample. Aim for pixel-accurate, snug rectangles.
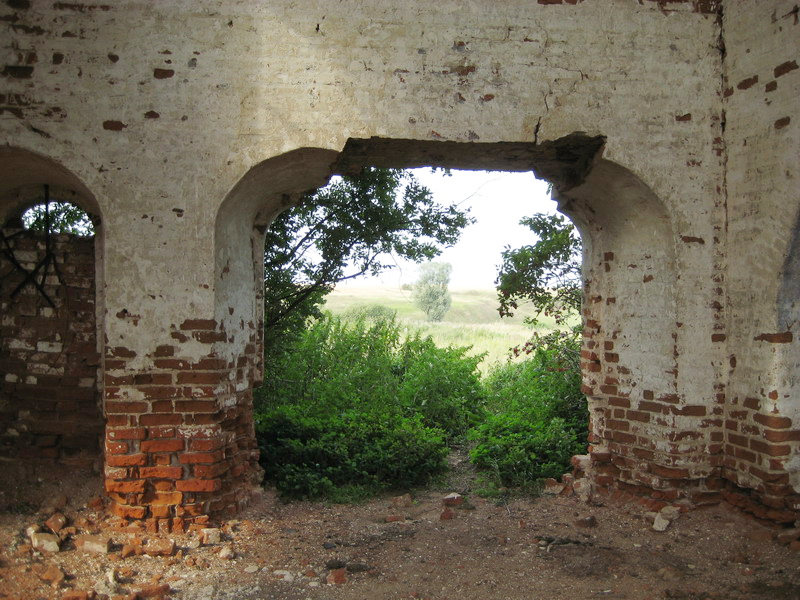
[0,0,798,521]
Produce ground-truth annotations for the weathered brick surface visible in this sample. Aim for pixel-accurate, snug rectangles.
[0,228,101,462]
[0,0,797,523]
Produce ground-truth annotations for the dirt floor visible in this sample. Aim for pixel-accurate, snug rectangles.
[1,456,799,600]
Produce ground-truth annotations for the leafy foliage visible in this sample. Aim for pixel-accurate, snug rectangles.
[22,202,94,236]
[413,262,452,322]
[263,168,470,338]
[496,213,581,327]
[469,334,587,490]
[262,168,471,379]
[255,314,485,500]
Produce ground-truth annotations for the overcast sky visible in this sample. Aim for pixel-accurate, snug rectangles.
[341,168,557,290]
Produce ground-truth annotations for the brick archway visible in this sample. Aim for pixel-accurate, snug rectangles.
[0,147,104,473]
[201,135,729,517]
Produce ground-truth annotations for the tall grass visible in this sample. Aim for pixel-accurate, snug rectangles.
[324,286,575,374]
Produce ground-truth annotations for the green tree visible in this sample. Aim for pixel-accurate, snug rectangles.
[496,213,582,363]
[496,213,581,327]
[21,202,94,236]
[413,262,452,322]
[262,168,471,369]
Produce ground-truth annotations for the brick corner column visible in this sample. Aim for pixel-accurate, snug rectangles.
[103,317,263,529]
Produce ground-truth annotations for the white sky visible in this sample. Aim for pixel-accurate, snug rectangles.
[340,168,558,290]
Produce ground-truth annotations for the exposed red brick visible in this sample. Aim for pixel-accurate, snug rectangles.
[179,318,217,330]
[108,427,146,440]
[153,68,174,79]
[626,410,650,423]
[106,453,146,467]
[764,430,800,443]
[680,235,705,244]
[106,479,146,493]
[650,464,691,480]
[175,399,218,413]
[736,75,758,90]
[176,371,225,385]
[750,439,791,457]
[193,463,229,478]
[151,400,174,413]
[112,504,147,520]
[105,440,128,454]
[153,344,175,357]
[774,60,798,78]
[147,426,176,439]
[675,113,691,121]
[139,466,183,479]
[754,331,793,343]
[106,401,148,414]
[189,438,223,451]
[179,451,224,464]
[775,117,791,130]
[743,397,761,410]
[139,413,183,426]
[176,478,222,492]
[753,413,792,429]
[134,373,173,385]
[141,439,184,453]
[191,357,229,370]
[193,330,227,343]
[139,386,182,399]
[102,120,127,131]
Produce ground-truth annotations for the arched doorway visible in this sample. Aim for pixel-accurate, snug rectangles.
[208,134,717,514]
[0,147,105,506]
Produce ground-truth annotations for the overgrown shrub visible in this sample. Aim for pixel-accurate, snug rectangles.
[469,335,587,489]
[257,408,448,502]
[255,314,484,500]
[396,333,485,439]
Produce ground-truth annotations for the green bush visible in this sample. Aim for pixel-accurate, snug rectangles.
[469,336,587,490]
[396,333,485,439]
[255,314,484,500]
[256,408,448,502]
[469,414,580,487]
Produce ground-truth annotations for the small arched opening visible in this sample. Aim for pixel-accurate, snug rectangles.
[0,147,105,506]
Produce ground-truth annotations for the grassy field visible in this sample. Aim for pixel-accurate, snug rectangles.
[322,286,566,374]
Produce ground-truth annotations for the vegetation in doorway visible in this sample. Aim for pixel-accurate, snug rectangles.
[254,314,484,501]
[261,166,472,395]
[469,211,585,494]
[255,170,587,503]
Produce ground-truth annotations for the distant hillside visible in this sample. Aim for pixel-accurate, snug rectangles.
[322,286,565,374]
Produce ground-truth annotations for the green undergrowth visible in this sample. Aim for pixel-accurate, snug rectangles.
[470,335,587,490]
[254,314,587,502]
[254,315,485,501]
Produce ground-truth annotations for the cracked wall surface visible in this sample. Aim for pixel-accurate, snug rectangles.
[0,0,798,524]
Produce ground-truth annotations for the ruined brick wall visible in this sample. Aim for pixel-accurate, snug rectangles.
[0,227,101,463]
[0,0,797,523]
[721,1,800,522]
